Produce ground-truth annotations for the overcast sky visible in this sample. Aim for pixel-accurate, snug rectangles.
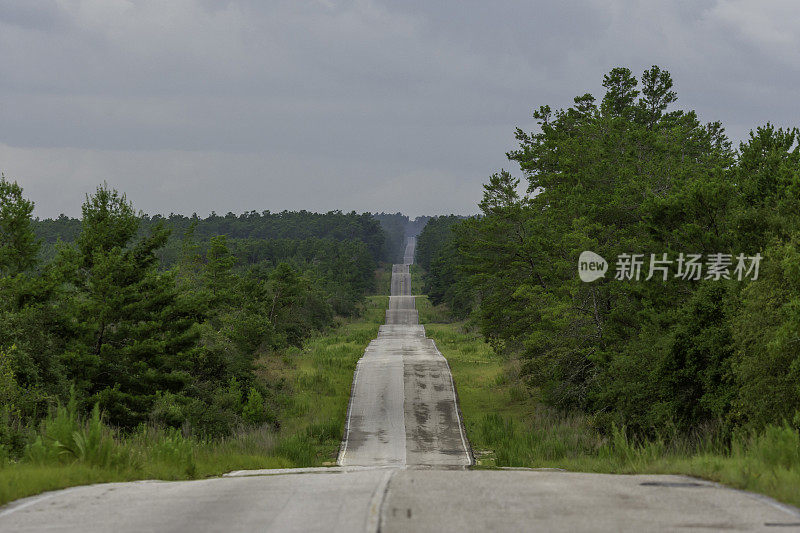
[1,0,799,219]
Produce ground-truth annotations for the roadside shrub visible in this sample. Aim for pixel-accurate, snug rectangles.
[57,405,117,467]
[150,391,188,428]
[744,423,800,471]
[185,399,239,439]
[242,388,274,426]
[24,391,82,464]
[151,428,197,478]
[23,394,130,469]
[0,407,25,460]
[0,347,26,458]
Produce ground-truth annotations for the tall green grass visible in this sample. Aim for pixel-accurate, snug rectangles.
[376,266,392,296]
[413,290,452,324]
[275,294,387,464]
[0,293,389,507]
[423,313,800,508]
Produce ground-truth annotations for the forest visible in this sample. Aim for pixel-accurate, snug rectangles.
[418,65,800,441]
[0,180,402,460]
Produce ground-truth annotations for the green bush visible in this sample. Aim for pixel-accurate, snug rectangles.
[0,346,26,457]
[149,391,188,428]
[150,428,196,478]
[57,405,118,467]
[744,423,800,471]
[242,388,274,426]
[23,396,129,470]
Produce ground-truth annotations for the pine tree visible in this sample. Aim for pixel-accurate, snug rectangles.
[65,184,201,428]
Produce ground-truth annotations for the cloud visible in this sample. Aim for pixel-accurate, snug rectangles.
[709,0,800,51]
[1,0,799,218]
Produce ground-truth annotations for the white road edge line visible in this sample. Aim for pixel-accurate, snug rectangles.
[429,337,473,466]
[710,479,800,519]
[338,356,363,465]
[0,493,58,518]
[0,485,85,518]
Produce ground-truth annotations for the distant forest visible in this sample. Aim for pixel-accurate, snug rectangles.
[33,210,395,316]
[34,210,428,266]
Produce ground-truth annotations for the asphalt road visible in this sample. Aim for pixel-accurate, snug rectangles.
[2,237,799,532]
[339,237,470,467]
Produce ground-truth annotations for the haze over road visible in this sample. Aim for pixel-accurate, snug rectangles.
[2,238,799,532]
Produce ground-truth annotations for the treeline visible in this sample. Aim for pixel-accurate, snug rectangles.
[418,66,800,438]
[0,181,386,458]
[36,210,386,259]
[415,215,471,318]
[33,210,386,316]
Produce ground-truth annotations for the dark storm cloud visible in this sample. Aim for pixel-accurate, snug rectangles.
[1,0,798,218]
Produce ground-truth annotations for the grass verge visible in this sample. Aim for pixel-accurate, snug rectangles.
[0,293,388,508]
[419,295,800,509]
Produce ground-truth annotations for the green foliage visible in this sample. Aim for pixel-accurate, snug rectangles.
[743,423,800,471]
[0,174,39,276]
[149,428,196,478]
[35,211,382,318]
[55,184,201,429]
[242,388,273,426]
[25,394,120,469]
[0,185,394,505]
[415,215,472,317]
[422,65,800,440]
[274,434,315,465]
[0,176,393,449]
[731,237,800,429]
[76,184,139,261]
[0,347,20,416]
[149,391,189,428]
[0,346,25,457]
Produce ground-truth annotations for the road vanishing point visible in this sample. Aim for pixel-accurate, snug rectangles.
[2,238,800,532]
